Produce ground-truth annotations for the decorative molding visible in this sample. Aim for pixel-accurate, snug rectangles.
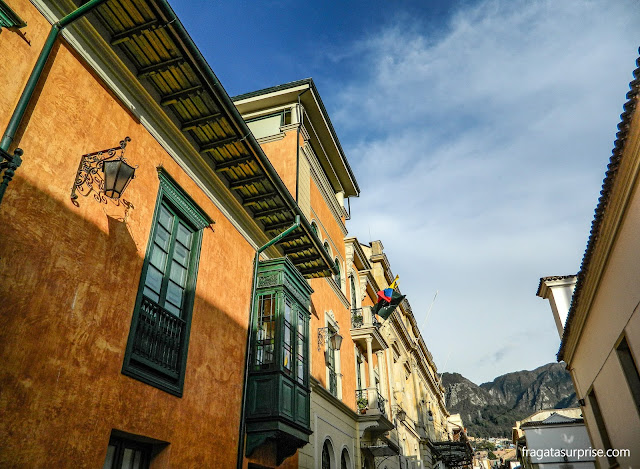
[257,273,280,289]
[302,142,348,236]
[283,275,311,308]
[255,133,285,144]
[157,168,213,230]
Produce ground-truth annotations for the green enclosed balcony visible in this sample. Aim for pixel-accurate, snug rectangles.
[245,257,314,465]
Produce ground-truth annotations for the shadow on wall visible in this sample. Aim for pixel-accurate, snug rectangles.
[0,176,254,467]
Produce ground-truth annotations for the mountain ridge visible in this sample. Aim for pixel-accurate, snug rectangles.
[442,362,577,437]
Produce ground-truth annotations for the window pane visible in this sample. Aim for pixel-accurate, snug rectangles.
[255,294,276,369]
[297,312,306,384]
[154,225,171,251]
[165,281,184,310]
[157,205,173,230]
[144,265,163,295]
[142,287,160,304]
[149,245,168,272]
[164,302,181,316]
[121,448,135,469]
[169,261,187,287]
[176,222,192,246]
[102,444,116,469]
[173,242,190,267]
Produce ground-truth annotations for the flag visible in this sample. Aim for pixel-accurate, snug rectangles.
[372,288,405,320]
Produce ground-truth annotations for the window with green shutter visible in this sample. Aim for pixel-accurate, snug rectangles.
[122,169,211,397]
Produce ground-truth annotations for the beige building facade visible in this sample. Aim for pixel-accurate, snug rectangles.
[537,51,640,468]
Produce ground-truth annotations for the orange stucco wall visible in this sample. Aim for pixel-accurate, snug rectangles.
[259,132,299,200]
[0,2,265,467]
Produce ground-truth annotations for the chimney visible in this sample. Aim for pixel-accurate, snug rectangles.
[536,275,577,338]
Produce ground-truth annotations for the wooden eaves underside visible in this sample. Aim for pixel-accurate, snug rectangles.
[83,0,334,278]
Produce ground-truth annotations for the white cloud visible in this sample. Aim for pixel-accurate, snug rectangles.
[334,0,640,383]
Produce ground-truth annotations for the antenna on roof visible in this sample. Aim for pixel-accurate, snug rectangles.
[420,290,438,333]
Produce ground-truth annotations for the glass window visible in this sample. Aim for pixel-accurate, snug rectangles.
[350,275,357,308]
[322,441,332,469]
[616,336,640,413]
[123,170,210,396]
[296,311,307,385]
[283,298,293,374]
[334,259,341,287]
[102,436,151,469]
[255,293,276,369]
[341,449,350,469]
[327,325,337,397]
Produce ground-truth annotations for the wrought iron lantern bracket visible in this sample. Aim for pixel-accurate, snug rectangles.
[70,136,136,208]
[317,326,343,351]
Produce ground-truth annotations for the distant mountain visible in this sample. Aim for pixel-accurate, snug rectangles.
[442,363,577,438]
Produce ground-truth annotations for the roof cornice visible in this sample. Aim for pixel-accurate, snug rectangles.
[559,50,640,362]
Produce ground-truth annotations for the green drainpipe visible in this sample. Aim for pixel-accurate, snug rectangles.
[237,215,301,469]
[0,0,108,204]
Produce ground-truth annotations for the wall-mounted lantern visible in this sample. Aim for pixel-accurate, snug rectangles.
[395,406,407,423]
[71,136,136,206]
[317,327,343,351]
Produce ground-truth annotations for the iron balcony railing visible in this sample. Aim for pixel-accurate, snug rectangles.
[131,295,186,377]
[356,388,368,412]
[351,308,364,328]
[377,389,387,415]
[355,388,387,416]
[351,307,381,329]
[328,368,338,396]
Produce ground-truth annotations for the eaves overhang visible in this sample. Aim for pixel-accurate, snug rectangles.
[535,274,577,298]
[559,50,640,361]
[345,237,372,271]
[232,78,360,198]
[75,0,336,278]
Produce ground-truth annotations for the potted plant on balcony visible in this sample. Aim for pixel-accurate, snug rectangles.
[356,395,368,414]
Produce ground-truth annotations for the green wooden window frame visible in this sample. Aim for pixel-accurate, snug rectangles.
[122,168,211,397]
[0,0,26,29]
[327,324,337,397]
[253,291,308,387]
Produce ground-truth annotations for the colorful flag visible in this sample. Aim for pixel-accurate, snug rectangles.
[372,288,405,320]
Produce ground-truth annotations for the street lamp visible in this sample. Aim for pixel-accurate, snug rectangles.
[317,327,343,351]
[71,136,136,205]
[102,156,135,198]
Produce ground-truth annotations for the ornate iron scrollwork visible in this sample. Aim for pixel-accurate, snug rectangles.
[70,136,135,209]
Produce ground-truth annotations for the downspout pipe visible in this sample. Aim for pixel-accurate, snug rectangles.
[236,215,301,469]
[0,0,108,152]
[0,0,108,205]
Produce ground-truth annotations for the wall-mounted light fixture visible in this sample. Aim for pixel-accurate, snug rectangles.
[317,327,343,351]
[71,137,136,206]
[394,406,407,423]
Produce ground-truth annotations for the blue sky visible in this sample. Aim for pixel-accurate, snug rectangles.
[170,0,640,384]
